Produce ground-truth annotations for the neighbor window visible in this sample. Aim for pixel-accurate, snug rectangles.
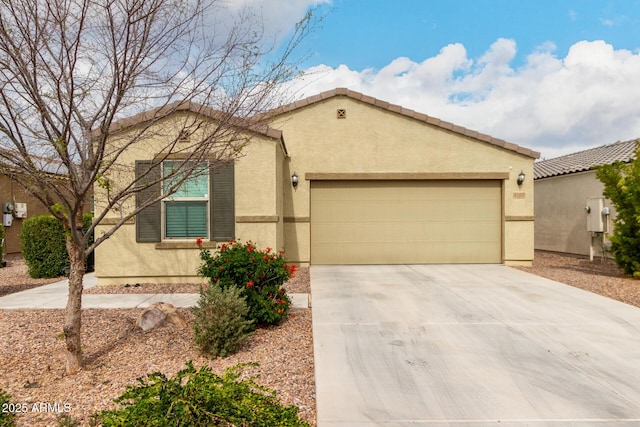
[162,161,209,239]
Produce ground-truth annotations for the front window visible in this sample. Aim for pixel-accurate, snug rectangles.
[163,161,208,239]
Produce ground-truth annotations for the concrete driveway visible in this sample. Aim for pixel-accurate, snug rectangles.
[311,264,640,426]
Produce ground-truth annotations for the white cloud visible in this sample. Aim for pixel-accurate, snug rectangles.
[287,39,640,159]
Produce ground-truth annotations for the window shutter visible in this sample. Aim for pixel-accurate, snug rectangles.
[135,160,161,242]
[210,162,235,241]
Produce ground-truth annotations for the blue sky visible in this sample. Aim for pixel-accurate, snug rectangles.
[299,0,640,71]
[237,0,640,159]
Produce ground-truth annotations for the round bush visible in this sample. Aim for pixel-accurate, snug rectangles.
[20,215,68,278]
[192,284,253,357]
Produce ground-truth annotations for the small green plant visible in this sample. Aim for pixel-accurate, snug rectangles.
[192,284,254,357]
[95,362,310,427]
[0,388,16,427]
[198,240,295,325]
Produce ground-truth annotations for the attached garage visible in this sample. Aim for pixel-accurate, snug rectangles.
[310,179,502,264]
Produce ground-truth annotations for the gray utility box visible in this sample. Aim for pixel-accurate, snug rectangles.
[586,197,606,232]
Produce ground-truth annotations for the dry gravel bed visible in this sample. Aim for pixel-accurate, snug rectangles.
[0,264,315,426]
[515,250,640,308]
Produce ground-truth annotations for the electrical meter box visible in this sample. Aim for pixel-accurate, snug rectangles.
[586,197,605,232]
[13,202,27,218]
[2,202,13,214]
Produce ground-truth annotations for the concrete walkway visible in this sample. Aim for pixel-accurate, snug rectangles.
[0,273,310,309]
[311,264,640,426]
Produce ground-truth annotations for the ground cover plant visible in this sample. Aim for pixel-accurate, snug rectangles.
[95,362,310,427]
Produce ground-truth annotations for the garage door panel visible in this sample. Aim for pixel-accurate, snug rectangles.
[311,180,502,264]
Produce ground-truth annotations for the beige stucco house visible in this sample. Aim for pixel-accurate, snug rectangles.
[534,139,637,257]
[95,88,539,285]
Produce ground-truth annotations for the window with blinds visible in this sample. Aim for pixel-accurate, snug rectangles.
[163,161,208,238]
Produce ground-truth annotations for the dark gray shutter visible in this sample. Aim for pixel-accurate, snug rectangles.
[210,162,235,241]
[135,160,161,242]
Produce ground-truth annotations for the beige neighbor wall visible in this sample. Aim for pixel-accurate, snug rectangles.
[94,114,284,285]
[535,170,615,257]
[272,96,536,266]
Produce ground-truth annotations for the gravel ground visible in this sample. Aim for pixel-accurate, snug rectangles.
[515,250,640,308]
[0,257,62,298]
[2,251,639,426]
[0,264,315,426]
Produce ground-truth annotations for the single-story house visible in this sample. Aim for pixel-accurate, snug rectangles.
[95,88,539,285]
[534,139,637,257]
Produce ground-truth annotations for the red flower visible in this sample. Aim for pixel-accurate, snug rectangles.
[220,243,228,252]
[246,281,254,288]
[266,247,272,253]
[278,288,284,294]
[195,237,203,247]
[278,299,285,305]
[278,308,284,314]
[247,245,254,253]
[263,255,268,261]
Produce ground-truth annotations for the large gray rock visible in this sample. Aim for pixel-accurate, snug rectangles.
[137,302,187,331]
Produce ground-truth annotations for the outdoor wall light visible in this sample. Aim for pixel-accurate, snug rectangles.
[291,172,299,188]
[517,170,526,186]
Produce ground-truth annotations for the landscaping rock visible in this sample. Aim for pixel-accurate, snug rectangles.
[137,302,186,331]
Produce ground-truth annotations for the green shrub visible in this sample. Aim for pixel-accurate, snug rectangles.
[0,388,16,427]
[198,240,295,325]
[597,143,640,276]
[95,362,310,427]
[19,213,94,278]
[20,215,68,278]
[192,284,253,357]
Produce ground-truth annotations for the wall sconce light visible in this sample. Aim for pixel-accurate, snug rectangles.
[291,172,298,188]
[517,171,525,186]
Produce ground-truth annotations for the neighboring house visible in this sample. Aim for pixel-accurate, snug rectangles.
[0,173,49,256]
[94,88,539,285]
[534,139,637,257]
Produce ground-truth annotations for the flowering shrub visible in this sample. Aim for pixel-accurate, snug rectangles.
[198,240,296,325]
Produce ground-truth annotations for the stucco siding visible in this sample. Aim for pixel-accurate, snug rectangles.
[94,114,282,284]
[534,170,614,256]
[273,96,535,265]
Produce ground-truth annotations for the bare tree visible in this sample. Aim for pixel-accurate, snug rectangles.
[0,0,312,375]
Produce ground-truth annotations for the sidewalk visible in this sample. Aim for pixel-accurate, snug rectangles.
[0,273,311,310]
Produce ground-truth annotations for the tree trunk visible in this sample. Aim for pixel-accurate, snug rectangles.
[64,238,86,375]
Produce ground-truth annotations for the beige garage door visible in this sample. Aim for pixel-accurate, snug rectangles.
[310,180,502,264]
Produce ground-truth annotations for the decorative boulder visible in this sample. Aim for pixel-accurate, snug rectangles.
[137,302,187,331]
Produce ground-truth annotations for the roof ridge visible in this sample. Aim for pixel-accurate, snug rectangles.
[263,88,540,159]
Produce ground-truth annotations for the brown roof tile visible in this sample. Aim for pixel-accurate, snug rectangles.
[105,101,283,142]
[534,139,638,179]
[265,88,539,159]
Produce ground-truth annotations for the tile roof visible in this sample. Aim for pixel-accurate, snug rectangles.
[264,88,540,159]
[106,101,283,141]
[534,139,639,179]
